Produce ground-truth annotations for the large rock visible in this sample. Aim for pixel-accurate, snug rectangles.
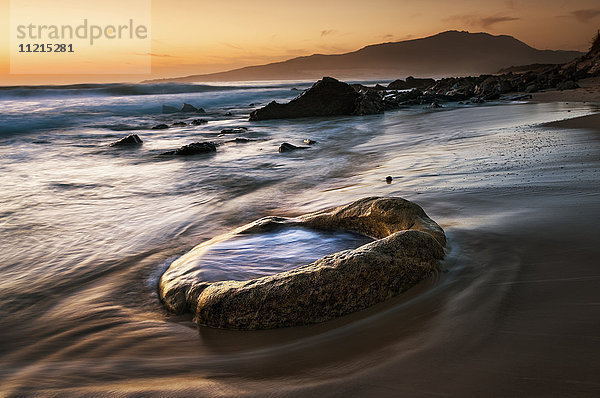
[249,77,383,121]
[159,197,446,330]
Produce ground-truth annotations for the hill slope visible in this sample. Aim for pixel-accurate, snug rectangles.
[149,31,583,83]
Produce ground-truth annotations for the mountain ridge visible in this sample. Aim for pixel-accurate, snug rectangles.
[146,30,583,83]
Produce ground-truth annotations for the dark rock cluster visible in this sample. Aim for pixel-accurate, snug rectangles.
[378,40,600,105]
[249,40,600,118]
[249,77,392,120]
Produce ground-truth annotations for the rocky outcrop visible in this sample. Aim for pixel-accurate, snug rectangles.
[385,34,600,105]
[560,33,600,79]
[249,77,385,121]
[110,134,143,147]
[161,142,217,156]
[191,119,208,125]
[158,197,446,330]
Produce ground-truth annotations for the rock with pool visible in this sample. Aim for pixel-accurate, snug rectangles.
[159,197,446,330]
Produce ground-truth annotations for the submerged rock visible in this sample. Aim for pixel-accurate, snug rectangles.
[110,134,143,147]
[228,137,253,143]
[220,127,248,134]
[172,122,187,127]
[191,119,208,125]
[279,142,308,152]
[164,104,206,114]
[249,77,383,121]
[181,103,205,113]
[158,197,446,330]
[152,124,169,130]
[161,142,217,156]
[162,105,179,114]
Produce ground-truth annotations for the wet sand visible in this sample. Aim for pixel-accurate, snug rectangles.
[544,112,600,131]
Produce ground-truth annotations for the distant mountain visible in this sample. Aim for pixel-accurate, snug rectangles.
[147,31,584,83]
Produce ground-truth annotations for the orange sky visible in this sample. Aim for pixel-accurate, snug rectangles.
[1,0,599,85]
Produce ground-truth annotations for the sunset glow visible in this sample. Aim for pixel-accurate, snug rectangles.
[1,0,599,84]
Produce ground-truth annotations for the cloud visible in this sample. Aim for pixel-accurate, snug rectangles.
[445,13,520,29]
[570,9,600,22]
[219,42,244,50]
[135,52,175,58]
[320,29,337,37]
[479,15,520,28]
[147,53,174,58]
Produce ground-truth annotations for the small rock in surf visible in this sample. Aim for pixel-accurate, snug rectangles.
[161,142,217,156]
[152,124,170,130]
[279,142,309,152]
[110,134,143,147]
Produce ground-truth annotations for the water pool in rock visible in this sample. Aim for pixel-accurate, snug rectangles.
[191,227,373,282]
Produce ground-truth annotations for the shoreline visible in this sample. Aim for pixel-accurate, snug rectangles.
[532,77,600,104]
[543,110,600,132]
